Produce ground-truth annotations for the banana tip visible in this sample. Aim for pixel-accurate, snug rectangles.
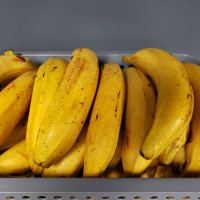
[140,151,151,160]
[122,55,132,64]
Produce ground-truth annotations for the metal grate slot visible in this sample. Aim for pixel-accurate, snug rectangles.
[22,196,30,199]
[6,196,15,199]
[54,196,63,199]
[38,196,46,199]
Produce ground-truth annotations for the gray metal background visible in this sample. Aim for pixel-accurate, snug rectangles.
[0,0,200,58]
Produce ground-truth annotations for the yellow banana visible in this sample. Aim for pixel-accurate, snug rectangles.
[0,50,37,84]
[102,164,124,178]
[26,57,67,175]
[159,126,189,166]
[0,114,28,151]
[122,48,194,160]
[172,145,186,175]
[181,63,200,176]
[0,171,35,178]
[34,48,99,168]
[0,71,36,147]
[42,121,88,177]
[0,140,30,175]
[140,159,158,178]
[122,67,156,177]
[154,165,176,178]
[104,126,124,174]
[83,63,125,177]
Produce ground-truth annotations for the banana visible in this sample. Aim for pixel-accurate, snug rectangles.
[0,50,37,84]
[122,67,156,177]
[0,140,30,175]
[104,126,124,175]
[83,63,125,177]
[154,165,176,178]
[122,48,194,160]
[140,159,158,178]
[34,48,99,168]
[26,57,67,175]
[102,164,124,178]
[0,171,35,178]
[159,126,189,166]
[0,114,28,151]
[172,145,186,175]
[181,63,200,176]
[42,120,88,177]
[0,71,36,148]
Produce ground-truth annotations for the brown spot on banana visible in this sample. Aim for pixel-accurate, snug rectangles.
[15,55,26,62]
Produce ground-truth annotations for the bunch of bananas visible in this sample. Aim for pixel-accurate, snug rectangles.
[0,48,200,178]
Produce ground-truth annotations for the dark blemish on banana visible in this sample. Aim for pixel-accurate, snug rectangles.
[71,56,73,60]
[53,67,58,70]
[118,91,120,98]
[177,84,180,86]
[115,106,117,112]
[187,94,190,99]
[16,55,26,62]
[148,84,151,87]
[43,73,45,77]
[81,121,84,124]
[81,88,83,90]
[96,114,98,120]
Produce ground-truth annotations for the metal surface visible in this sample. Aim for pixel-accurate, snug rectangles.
[0,51,199,200]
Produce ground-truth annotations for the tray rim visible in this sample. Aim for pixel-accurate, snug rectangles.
[0,51,200,195]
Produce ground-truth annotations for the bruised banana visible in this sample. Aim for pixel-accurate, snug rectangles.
[104,126,124,175]
[42,121,88,177]
[172,145,186,175]
[84,63,125,177]
[0,114,28,151]
[0,71,36,147]
[26,57,67,175]
[181,63,200,176]
[0,140,30,175]
[34,48,99,168]
[0,50,37,84]
[123,48,194,160]
[122,67,156,177]
[159,126,189,166]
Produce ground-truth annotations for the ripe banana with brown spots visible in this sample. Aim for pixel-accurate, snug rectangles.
[123,48,194,160]
[0,50,37,84]
[26,56,68,175]
[0,71,36,148]
[84,63,125,177]
[0,140,30,175]
[122,67,156,177]
[34,48,99,168]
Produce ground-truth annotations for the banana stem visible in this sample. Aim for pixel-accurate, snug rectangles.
[122,55,132,64]
[4,50,14,55]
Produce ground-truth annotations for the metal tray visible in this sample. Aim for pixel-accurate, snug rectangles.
[1,51,200,200]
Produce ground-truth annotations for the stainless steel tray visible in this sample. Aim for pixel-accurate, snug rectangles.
[1,51,200,200]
